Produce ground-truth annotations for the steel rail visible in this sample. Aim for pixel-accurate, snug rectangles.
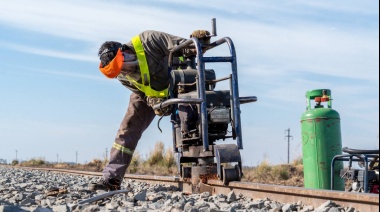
[5,166,378,211]
[206,180,379,212]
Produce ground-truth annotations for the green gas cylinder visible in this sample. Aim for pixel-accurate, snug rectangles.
[300,89,344,190]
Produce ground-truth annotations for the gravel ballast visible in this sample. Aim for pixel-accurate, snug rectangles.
[0,166,358,212]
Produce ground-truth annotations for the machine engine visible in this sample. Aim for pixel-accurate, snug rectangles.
[332,147,379,193]
[342,168,379,193]
[172,69,231,144]
[151,19,257,188]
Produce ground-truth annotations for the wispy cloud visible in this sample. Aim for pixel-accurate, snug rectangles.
[232,20,379,81]
[36,68,104,81]
[0,41,96,62]
[1,0,377,81]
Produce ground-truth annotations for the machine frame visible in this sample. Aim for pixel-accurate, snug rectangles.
[153,19,256,186]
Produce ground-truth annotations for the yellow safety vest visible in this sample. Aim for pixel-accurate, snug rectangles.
[126,35,169,97]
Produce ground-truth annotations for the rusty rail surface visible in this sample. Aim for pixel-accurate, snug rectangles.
[5,166,379,211]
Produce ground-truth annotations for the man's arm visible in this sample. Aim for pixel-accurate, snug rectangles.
[139,30,188,57]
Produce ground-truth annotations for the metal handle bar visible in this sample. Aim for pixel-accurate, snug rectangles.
[239,96,257,104]
[342,147,379,155]
[153,96,257,111]
[152,98,203,110]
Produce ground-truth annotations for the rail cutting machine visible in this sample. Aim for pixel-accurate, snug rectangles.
[153,19,257,187]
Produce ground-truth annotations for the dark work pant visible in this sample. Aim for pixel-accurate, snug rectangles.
[102,92,155,182]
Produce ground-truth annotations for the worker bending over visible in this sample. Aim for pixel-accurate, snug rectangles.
[90,30,210,191]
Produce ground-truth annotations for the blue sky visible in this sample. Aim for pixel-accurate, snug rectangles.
[0,0,378,165]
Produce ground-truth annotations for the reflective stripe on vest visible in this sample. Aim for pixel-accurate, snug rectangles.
[126,35,168,97]
[112,142,134,155]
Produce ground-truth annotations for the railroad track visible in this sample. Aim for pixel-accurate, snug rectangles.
[10,166,378,211]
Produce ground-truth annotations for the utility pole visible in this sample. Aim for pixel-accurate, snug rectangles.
[285,128,293,164]
[15,150,18,161]
[105,148,108,160]
[57,154,59,164]
[76,151,78,164]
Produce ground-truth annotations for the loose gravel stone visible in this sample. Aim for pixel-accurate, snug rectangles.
[0,166,359,212]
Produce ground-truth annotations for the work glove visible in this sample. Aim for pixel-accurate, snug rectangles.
[190,30,211,45]
[147,97,171,116]
[188,30,211,56]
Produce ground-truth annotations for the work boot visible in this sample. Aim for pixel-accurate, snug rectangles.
[89,178,121,191]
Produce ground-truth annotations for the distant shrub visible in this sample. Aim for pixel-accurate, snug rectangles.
[147,141,165,166]
[292,156,303,166]
[272,165,290,180]
[84,159,104,171]
[163,147,176,168]
[241,159,304,186]
[254,160,273,181]
[11,160,19,166]
[21,158,45,166]
[53,163,72,169]
[128,141,178,175]
[128,151,142,173]
[88,159,102,166]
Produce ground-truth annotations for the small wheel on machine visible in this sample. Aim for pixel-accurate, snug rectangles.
[182,166,191,179]
[222,166,239,186]
[219,165,224,181]
[234,164,242,180]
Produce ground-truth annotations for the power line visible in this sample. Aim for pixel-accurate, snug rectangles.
[285,128,293,164]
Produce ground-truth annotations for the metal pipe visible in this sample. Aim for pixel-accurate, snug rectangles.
[192,37,210,152]
[223,37,243,149]
[202,57,233,63]
[171,111,177,153]
[152,98,203,111]
[207,76,230,84]
[342,147,379,155]
[330,155,338,190]
[229,75,235,139]
[239,96,257,104]
[211,18,217,37]
[169,79,177,153]
[363,155,369,193]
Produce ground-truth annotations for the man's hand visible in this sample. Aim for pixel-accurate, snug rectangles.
[183,30,211,57]
[190,30,211,45]
[147,97,171,116]
[190,30,210,39]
